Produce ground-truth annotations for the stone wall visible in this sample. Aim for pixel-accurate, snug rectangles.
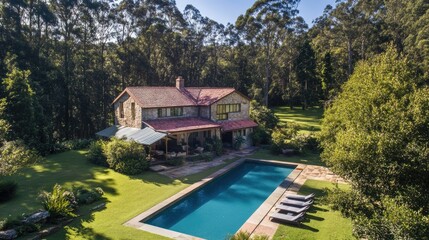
[232,128,253,149]
[210,92,250,122]
[113,93,142,128]
[200,106,210,118]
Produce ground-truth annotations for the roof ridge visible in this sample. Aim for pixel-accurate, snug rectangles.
[178,88,198,104]
[185,87,235,89]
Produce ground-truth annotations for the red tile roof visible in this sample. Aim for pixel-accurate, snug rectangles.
[220,119,258,132]
[185,88,236,105]
[124,87,196,108]
[144,118,220,133]
[113,86,240,108]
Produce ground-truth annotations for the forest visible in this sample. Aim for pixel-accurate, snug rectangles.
[1,0,429,153]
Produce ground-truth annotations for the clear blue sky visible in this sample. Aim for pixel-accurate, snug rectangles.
[175,0,337,27]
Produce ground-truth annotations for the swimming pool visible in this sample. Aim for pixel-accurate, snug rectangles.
[143,161,295,240]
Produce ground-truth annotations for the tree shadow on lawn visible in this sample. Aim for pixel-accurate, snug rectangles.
[128,171,177,187]
[51,200,112,240]
[0,151,119,219]
[272,218,319,233]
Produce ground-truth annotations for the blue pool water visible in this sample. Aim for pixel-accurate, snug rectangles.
[145,161,294,240]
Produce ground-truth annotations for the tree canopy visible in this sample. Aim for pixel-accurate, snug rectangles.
[320,47,429,239]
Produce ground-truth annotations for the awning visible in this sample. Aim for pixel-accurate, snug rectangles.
[220,119,258,132]
[96,125,167,145]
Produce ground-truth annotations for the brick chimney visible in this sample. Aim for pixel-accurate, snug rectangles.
[176,76,185,89]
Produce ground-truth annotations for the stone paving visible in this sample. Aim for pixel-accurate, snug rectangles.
[248,163,347,239]
[157,148,257,179]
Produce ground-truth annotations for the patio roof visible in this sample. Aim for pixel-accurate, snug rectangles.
[144,117,221,133]
[96,125,167,145]
[220,119,258,132]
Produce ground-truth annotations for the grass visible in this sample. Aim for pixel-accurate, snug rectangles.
[273,106,323,133]
[248,149,324,166]
[248,105,325,166]
[0,150,237,240]
[273,180,355,240]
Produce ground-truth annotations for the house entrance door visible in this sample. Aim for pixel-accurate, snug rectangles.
[221,131,233,145]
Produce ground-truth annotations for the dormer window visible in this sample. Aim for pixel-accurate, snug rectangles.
[158,107,184,118]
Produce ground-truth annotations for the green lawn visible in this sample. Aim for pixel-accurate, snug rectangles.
[273,106,323,133]
[249,105,325,166]
[0,150,236,240]
[248,149,324,166]
[273,180,354,240]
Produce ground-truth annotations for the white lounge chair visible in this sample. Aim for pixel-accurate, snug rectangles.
[270,212,305,224]
[281,198,313,207]
[286,193,315,201]
[275,205,309,214]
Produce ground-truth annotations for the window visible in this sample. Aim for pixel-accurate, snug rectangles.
[157,107,184,118]
[131,102,135,120]
[119,102,124,118]
[216,113,228,120]
[171,107,183,116]
[216,103,240,120]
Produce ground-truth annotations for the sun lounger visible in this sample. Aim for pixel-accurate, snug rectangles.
[270,212,305,224]
[275,205,309,214]
[281,198,313,207]
[285,193,315,201]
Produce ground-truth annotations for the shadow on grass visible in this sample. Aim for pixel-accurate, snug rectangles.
[249,149,324,166]
[0,151,119,219]
[128,172,176,187]
[271,219,320,232]
[51,199,112,240]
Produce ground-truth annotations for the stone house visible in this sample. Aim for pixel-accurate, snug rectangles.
[96,77,257,153]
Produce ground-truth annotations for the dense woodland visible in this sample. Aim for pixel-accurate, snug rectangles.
[0,0,428,152]
[1,1,429,239]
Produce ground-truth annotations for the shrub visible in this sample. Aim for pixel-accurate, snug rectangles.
[15,222,39,235]
[167,156,184,166]
[74,187,104,205]
[201,152,214,161]
[0,218,40,236]
[228,230,269,240]
[270,130,287,154]
[52,142,68,153]
[60,139,92,150]
[39,184,77,219]
[250,127,270,146]
[249,100,279,130]
[0,218,21,231]
[104,138,148,175]
[87,140,108,167]
[270,122,304,154]
[0,180,17,202]
[0,140,40,176]
[203,143,213,152]
[233,136,245,150]
[303,133,319,152]
[212,136,223,156]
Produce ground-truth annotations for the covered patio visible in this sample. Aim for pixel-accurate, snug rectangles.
[144,117,221,155]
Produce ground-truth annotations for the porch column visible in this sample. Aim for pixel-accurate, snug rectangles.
[184,132,190,155]
[165,136,168,160]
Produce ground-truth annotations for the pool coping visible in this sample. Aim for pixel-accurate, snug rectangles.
[123,158,304,240]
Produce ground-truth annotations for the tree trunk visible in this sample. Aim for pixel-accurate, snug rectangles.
[347,37,353,76]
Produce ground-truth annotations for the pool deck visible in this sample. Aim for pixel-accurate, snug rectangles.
[124,157,345,240]
[242,161,346,238]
